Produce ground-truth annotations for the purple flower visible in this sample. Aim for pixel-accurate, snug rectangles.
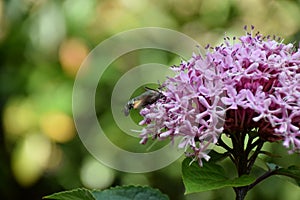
[139,28,300,166]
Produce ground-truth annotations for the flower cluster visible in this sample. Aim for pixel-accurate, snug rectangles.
[139,27,300,166]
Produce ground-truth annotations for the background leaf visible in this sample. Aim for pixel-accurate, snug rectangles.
[207,150,229,162]
[43,188,95,200]
[92,185,169,200]
[182,158,255,194]
[276,165,300,186]
[44,186,169,200]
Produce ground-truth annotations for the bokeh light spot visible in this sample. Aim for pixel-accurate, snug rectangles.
[59,38,89,77]
[3,98,37,139]
[80,157,115,189]
[40,111,75,143]
[12,133,51,187]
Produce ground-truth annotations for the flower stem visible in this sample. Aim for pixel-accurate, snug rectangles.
[234,168,277,200]
[230,132,265,200]
[234,186,249,200]
[248,170,276,190]
[247,139,264,173]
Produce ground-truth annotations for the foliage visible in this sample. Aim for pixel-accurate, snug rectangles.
[44,186,169,200]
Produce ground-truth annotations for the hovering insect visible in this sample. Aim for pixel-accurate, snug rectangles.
[124,87,164,116]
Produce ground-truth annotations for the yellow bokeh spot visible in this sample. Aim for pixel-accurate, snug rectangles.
[3,98,37,139]
[40,112,75,143]
[12,133,52,187]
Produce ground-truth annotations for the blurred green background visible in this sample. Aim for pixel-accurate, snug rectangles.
[1,0,300,199]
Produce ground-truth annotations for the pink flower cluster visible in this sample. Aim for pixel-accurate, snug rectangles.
[139,28,300,165]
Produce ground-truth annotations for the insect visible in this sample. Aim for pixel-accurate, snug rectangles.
[124,87,164,116]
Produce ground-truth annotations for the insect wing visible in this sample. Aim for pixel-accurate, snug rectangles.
[132,99,143,109]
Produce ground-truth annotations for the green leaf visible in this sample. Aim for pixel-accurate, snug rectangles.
[276,165,300,186]
[43,188,95,200]
[182,158,255,194]
[92,185,169,200]
[259,151,281,158]
[43,186,169,200]
[207,150,229,162]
